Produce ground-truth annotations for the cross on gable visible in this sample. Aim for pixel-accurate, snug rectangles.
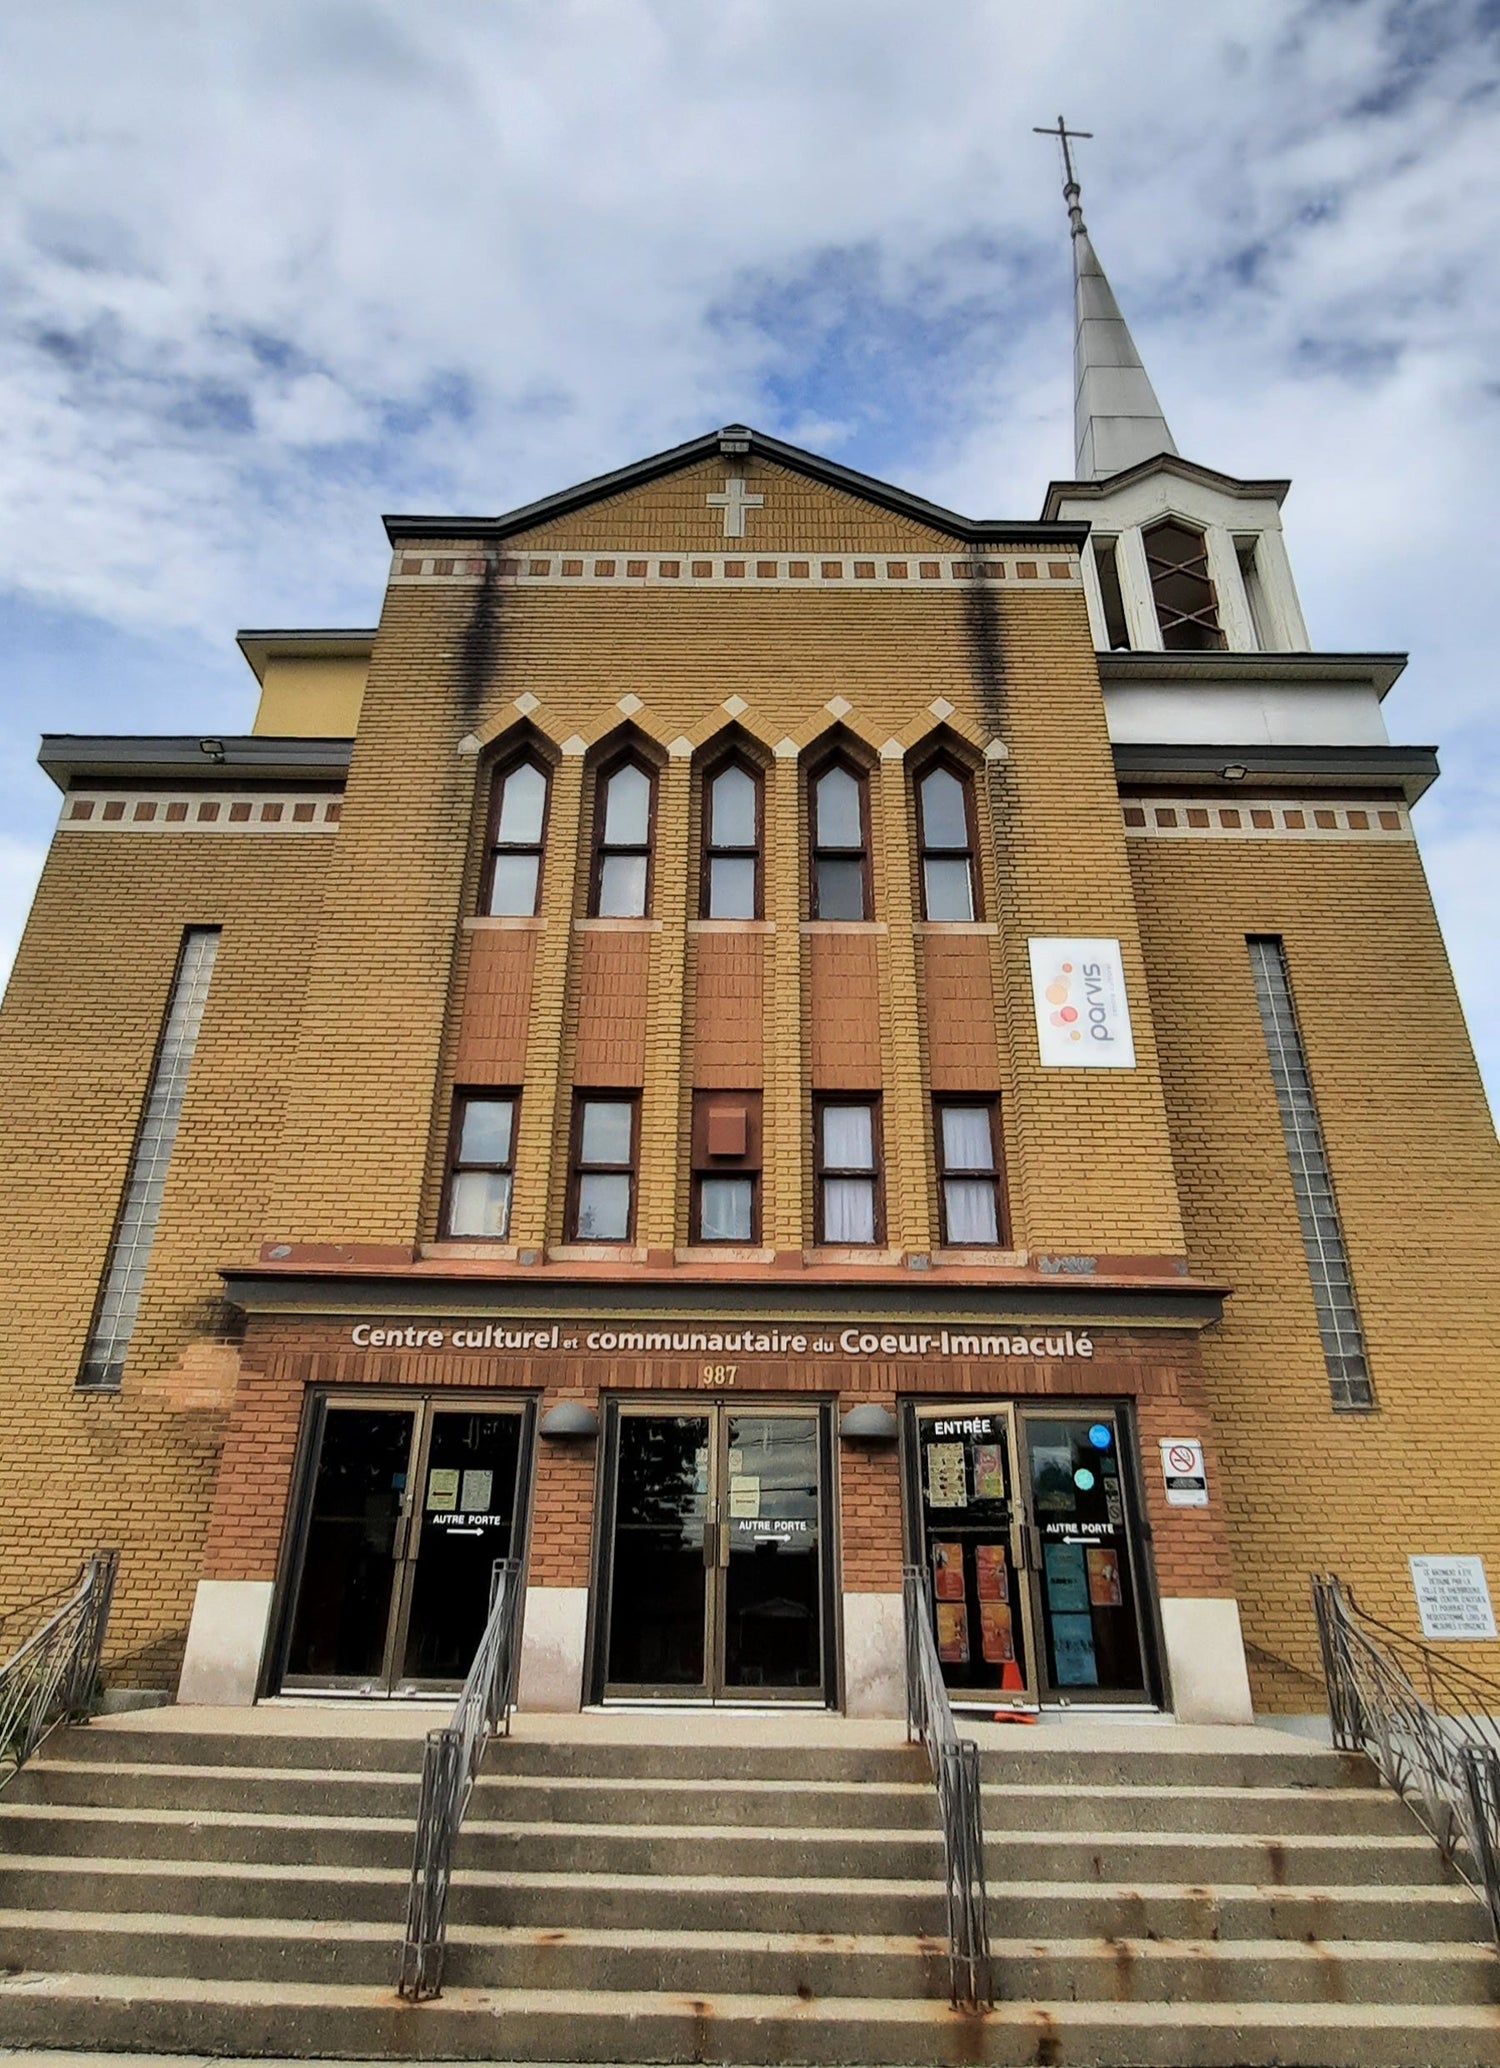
[707,475,764,538]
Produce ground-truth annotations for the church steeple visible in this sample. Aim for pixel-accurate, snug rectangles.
[1036,117,1178,481]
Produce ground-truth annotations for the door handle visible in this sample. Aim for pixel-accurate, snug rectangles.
[720,1521,731,1568]
[702,1501,718,1568]
[393,1512,412,1562]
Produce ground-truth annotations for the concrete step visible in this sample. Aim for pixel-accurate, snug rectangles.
[55,1721,1369,1792]
[4,1910,1495,2008]
[1,1853,1484,1942]
[3,1971,1500,2065]
[12,1760,1411,1842]
[0,1800,1451,1887]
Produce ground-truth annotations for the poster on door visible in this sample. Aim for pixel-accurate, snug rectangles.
[936,1602,971,1664]
[932,1542,966,1600]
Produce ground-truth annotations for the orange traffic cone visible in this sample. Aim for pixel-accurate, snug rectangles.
[1001,1658,1023,1691]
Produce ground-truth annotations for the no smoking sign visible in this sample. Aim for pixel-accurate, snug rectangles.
[1160,1438,1209,1507]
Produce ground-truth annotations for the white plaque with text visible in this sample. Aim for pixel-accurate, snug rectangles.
[1410,1556,1497,1640]
[1029,938,1137,1069]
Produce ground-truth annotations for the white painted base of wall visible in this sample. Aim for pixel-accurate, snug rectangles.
[176,1580,274,1706]
[1160,1595,1255,1723]
[516,1585,588,1711]
[842,1591,905,1718]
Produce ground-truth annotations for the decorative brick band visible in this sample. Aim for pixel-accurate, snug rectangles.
[391,551,1080,589]
[1122,797,1412,840]
[59,794,343,832]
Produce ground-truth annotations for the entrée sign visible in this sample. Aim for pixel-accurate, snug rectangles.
[347,1322,1098,1362]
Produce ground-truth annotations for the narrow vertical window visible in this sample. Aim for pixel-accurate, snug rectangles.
[692,1090,761,1242]
[485,756,549,916]
[916,762,977,922]
[702,759,761,920]
[1144,519,1225,651]
[815,1098,882,1244]
[570,1094,639,1241]
[444,1093,517,1238]
[591,758,654,918]
[1092,536,1132,650]
[1248,937,1374,1409]
[79,927,220,1390]
[810,759,869,920]
[935,1101,1005,1246]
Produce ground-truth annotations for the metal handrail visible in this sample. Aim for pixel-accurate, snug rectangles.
[397,1558,523,2000]
[0,1549,119,1782]
[1312,1572,1500,1941]
[902,1563,992,2008]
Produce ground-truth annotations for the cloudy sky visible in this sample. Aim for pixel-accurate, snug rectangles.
[1,0,1496,1103]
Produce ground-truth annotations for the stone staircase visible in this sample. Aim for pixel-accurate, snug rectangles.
[1,1711,1497,2065]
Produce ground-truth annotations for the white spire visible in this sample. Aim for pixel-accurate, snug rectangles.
[1036,118,1178,481]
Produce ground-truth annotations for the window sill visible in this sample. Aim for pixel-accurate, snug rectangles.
[547,1243,650,1262]
[573,917,662,932]
[914,921,999,936]
[800,921,888,934]
[463,915,546,931]
[932,1247,1028,1267]
[804,1246,905,1266]
[689,920,776,934]
[674,1245,777,1263]
[419,1240,520,1260]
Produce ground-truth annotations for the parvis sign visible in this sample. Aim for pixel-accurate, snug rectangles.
[1028,938,1137,1069]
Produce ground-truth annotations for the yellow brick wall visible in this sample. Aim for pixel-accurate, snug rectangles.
[0,831,331,1679]
[1130,827,1500,1702]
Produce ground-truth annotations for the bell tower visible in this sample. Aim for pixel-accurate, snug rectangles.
[1035,118,1310,661]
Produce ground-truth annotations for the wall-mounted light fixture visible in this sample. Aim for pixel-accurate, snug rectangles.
[839,1404,899,1443]
[199,739,226,764]
[1220,764,1248,782]
[539,1401,599,1440]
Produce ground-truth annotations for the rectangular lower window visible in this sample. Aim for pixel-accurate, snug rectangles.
[934,1099,1005,1246]
[1248,936,1374,1409]
[78,927,220,1391]
[815,1097,882,1245]
[570,1093,639,1242]
[691,1090,761,1243]
[444,1093,517,1238]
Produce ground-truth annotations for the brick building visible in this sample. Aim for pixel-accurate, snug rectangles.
[2,180,1496,1727]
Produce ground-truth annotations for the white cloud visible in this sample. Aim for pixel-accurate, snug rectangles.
[0,0,1495,1106]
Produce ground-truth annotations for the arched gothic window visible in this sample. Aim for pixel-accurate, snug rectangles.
[1144,519,1225,650]
[591,756,655,917]
[914,760,978,922]
[809,758,870,921]
[701,759,761,919]
[484,755,549,916]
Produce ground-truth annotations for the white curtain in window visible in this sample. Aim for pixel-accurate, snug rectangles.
[940,1106,992,1172]
[822,1104,874,1170]
[823,1177,876,1244]
[944,1178,998,1245]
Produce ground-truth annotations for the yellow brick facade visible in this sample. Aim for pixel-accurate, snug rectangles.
[1,434,1495,1717]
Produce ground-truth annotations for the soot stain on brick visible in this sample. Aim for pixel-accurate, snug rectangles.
[963,568,1006,736]
[458,552,502,717]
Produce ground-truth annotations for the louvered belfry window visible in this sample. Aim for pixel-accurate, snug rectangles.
[1144,519,1226,651]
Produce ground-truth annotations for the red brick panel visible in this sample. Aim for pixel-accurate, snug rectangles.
[807,932,882,1087]
[572,931,651,1084]
[691,932,764,1085]
[923,934,1000,1091]
[453,929,536,1082]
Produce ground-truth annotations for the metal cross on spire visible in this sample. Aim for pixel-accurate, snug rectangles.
[1033,115,1093,236]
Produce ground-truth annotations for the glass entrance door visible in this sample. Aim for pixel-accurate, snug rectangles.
[279,1394,530,1695]
[598,1403,830,1703]
[909,1402,1153,1708]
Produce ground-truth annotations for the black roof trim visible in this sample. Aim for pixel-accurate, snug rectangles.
[38,735,354,792]
[384,425,1090,549]
[1113,741,1439,804]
